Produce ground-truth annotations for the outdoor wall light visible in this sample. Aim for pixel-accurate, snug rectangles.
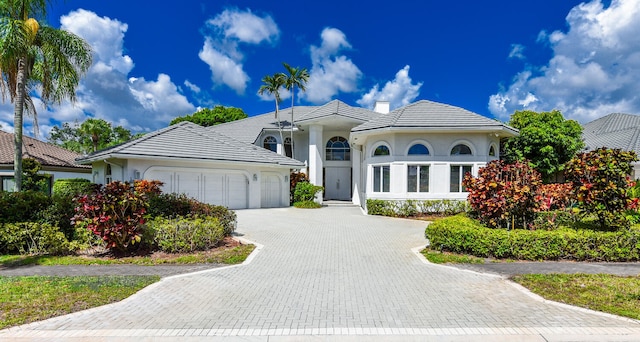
[253,174,258,181]
[285,175,289,182]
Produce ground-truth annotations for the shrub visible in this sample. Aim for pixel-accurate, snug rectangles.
[52,178,93,197]
[147,192,236,235]
[72,181,149,253]
[0,191,52,223]
[293,181,323,203]
[565,148,638,230]
[0,222,72,255]
[463,160,542,229]
[145,216,226,253]
[290,171,309,205]
[293,200,322,209]
[366,199,469,217]
[425,215,640,261]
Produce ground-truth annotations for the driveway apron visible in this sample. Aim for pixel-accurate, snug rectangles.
[2,206,639,341]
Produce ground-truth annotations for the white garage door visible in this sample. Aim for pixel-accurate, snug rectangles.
[261,173,282,208]
[145,167,248,209]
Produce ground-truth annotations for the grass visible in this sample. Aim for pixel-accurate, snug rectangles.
[0,244,255,267]
[512,273,640,320]
[0,275,159,329]
[421,248,485,264]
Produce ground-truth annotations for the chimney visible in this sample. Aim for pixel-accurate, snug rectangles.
[373,100,390,114]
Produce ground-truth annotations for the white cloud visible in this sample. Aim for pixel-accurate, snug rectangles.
[302,28,362,103]
[508,44,526,60]
[357,65,422,110]
[200,9,280,94]
[489,0,640,123]
[184,80,201,93]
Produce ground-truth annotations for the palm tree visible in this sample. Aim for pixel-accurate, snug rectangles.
[258,73,286,154]
[282,63,309,158]
[0,0,92,191]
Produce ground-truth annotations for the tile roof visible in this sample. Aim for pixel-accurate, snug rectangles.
[0,130,90,169]
[351,100,517,134]
[207,105,316,144]
[295,99,378,123]
[77,121,304,167]
[582,113,640,154]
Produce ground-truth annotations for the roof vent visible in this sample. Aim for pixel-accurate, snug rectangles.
[374,100,390,114]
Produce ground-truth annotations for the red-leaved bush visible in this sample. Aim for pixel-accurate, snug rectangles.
[463,160,543,229]
[535,183,573,211]
[73,180,162,252]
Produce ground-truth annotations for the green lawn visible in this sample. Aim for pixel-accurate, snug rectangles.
[0,275,159,329]
[513,273,640,320]
[0,244,255,267]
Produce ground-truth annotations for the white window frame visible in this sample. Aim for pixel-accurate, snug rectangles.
[372,164,391,193]
[450,164,472,193]
[407,164,430,193]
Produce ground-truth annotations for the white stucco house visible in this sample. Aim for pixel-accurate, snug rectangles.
[77,99,518,209]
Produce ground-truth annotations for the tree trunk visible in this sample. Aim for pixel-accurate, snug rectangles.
[275,101,284,155]
[13,57,27,192]
[290,90,295,158]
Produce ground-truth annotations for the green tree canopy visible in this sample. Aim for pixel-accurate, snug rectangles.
[0,0,92,191]
[169,106,247,127]
[49,118,139,154]
[503,109,584,181]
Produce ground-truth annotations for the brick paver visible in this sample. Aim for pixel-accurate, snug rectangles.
[2,206,639,341]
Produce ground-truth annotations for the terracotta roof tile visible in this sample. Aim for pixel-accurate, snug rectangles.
[0,130,90,169]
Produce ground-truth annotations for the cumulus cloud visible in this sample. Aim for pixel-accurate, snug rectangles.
[489,0,640,123]
[200,8,280,94]
[302,27,363,103]
[357,65,422,110]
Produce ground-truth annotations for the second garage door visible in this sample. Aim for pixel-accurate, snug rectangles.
[144,167,248,209]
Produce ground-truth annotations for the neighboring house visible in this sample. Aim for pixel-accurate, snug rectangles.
[77,99,518,209]
[0,130,92,192]
[582,112,640,177]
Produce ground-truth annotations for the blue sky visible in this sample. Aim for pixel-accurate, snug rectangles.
[2,0,639,139]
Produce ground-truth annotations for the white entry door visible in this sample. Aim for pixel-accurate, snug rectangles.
[324,167,351,200]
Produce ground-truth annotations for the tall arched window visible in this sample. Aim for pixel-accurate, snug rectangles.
[373,145,390,156]
[105,164,113,184]
[489,145,496,157]
[263,136,277,153]
[284,137,292,158]
[450,144,472,155]
[408,144,429,155]
[326,136,350,161]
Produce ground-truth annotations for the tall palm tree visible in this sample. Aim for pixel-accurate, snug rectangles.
[282,63,309,158]
[258,73,286,154]
[0,0,92,191]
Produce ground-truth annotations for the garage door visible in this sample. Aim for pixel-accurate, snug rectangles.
[145,167,248,209]
[261,173,282,208]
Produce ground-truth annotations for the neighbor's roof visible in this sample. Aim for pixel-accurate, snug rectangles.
[351,100,518,135]
[582,113,640,154]
[0,130,90,169]
[76,121,304,167]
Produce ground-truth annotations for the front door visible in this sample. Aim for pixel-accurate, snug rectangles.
[324,167,351,200]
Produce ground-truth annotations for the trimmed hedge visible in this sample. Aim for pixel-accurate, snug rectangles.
[367,199,469,217]
[52,178,93,196]
[425,215,640,261]
[0,191,52,223]
[144,216,226,253]
[0,222,75,255]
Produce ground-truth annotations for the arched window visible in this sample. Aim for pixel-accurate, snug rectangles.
[284,137,292,158]
[489,145,496,157]
[105,164,113,184]
[408,144,429,155]
[263,136,277,153]
[450,144,472,155]
[326,136,350,161]
[373,145,390,156]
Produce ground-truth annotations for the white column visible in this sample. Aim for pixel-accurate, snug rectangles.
[308,125,323,204]
[351,145,362,206]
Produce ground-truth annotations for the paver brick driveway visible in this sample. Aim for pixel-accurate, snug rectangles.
[2,206,640,341]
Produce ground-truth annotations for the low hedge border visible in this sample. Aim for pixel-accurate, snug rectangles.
[425,214,640,261]
[367,199,469,217]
